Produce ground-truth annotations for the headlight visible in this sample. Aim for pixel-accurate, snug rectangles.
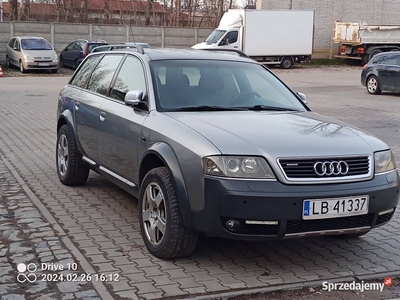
[24,55,34,61]
[53,53,58,60]
[374,150,396,174]
[203,156,275,179]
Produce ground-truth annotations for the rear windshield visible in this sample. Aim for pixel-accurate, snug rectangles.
[88,43,108,53]
[21,38,52,50]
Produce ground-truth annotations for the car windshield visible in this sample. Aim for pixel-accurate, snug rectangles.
[21,38,52,50]
[205,30,226,43]
[151,60,307,112]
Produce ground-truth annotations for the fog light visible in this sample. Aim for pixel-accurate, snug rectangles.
[226,219,240,231]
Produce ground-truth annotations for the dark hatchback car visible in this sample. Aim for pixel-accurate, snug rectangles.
[56,47,399,259]
[59,39,107,69]
[361,52,400,95]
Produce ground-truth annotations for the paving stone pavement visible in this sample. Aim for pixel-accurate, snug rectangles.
[0,65,74,77]
[0,159,100,300]
[0,67,399,300]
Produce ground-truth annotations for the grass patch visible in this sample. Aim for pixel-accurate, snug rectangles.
[309,59,347,65]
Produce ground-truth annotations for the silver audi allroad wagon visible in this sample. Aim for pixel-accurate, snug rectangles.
[56,47,400,259]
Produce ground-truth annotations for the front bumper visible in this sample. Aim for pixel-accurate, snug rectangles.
[191,171,399,240]
[25,62,59,70]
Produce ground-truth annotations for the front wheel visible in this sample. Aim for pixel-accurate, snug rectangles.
[19,61,26,73]
[139,167,198,259]
[56,125,90,186]
[367,75,381,95]
[6,56,10,67]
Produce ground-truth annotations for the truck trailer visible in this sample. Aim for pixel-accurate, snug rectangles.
[333,21,400,64]
[192,9,315,68]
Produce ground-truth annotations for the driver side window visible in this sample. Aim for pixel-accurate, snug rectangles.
[244,70,287,103]
[219,31,238,45]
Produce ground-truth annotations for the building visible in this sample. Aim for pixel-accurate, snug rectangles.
[256,0,400,58]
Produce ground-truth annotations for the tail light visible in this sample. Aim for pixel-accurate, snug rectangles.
[362,64,368,70]
[339,45,346,53]
[83,44,89,57]
[357,47,365,54]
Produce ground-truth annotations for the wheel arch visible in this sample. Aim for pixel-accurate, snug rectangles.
[57,110,79,151]
[139,143,194,229]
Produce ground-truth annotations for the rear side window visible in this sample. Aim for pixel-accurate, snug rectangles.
[8,38,15,48]
[88,43,107,53]
[87,54,124,96]
[382,55,400,66]
[70,55,102,88]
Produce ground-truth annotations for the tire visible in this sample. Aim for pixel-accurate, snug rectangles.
[6,56,10,67]
[280,56,293,69]
[366,75,381,95]
[59,57,64,68]
[139,167,198,259]
[56,124,90,186]
[19,61,26,73]
[368,49,382,62]
[74,60,80,69]
[51,69,58,74]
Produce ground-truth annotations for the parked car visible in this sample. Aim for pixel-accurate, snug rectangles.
[6,36,59,73]
[361,52,400,95]
[59,39,107,69]
[56,47,399,259]
[90,42,151,53]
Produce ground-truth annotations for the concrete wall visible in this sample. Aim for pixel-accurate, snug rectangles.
[256,0,400,58]
[0,22,213,61]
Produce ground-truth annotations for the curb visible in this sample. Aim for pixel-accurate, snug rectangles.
[179,272,400,300]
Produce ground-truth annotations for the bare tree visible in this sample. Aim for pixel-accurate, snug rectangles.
[18,0,30,20]
[9,0,19,20]
[79,0,88,23]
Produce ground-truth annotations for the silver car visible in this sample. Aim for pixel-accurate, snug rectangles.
[6,36,59,73]
[56,47,399,259]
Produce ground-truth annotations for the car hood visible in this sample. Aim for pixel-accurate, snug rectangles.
[191,42,217,49]
[22,49,56,58]
[164,111,388,158]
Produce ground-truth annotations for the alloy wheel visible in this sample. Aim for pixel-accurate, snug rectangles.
[367,77,377,93]
[142,183,167,246]
[57,134,69,177]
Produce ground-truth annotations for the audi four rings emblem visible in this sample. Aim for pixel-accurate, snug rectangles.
[313,161,349,176]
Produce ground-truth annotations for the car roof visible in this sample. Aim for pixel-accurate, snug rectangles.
[14,36,47,40]
[104,48,254,62]
[372,51,400,59]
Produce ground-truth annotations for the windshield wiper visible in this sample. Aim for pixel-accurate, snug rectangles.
[168,105,247,112]
[237,105,299,111]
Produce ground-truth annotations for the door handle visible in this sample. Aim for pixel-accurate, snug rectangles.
[99,111,106,121]
[75,101,80,110]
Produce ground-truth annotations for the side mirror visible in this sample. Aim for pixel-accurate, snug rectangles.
[125,90,144,106]
[226,38,230,45]
[297,92,307,104]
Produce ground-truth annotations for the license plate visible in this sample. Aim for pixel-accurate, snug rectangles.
[38,63,49,66]
[302,195,369,220]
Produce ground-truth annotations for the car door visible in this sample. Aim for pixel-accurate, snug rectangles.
[392,55,400,92]
[97,54,149,183]
[62,42,75,67]
[69,54,104,162]
[13,39,23,66]
[377,55,399,91]
[6,38,16,65]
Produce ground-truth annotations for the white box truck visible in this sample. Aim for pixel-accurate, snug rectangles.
[333,21,400,64]
[192,9,315,68]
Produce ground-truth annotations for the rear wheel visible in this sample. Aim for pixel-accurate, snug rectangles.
[6,56,10,67]
[56,125,90,186]
[139,167,198,259]
[280,56,293,69]
[367,75,381,95]
[59,56,64,68]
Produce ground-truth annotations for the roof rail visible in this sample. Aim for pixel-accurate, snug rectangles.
[199,48,249,58]
[108,44,145,54]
